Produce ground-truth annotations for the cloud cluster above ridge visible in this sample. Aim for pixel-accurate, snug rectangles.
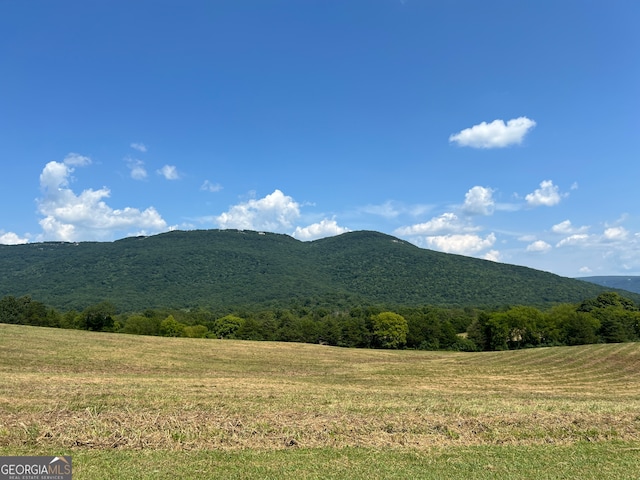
[449,117,536,149]
[215,189,350,241]
[0,231,29,245]
[293,218,350,240]
[37,153,168,241]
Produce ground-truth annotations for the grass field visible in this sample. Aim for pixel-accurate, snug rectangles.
[1,324,639,478]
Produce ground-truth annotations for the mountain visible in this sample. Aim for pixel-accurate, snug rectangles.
[0,229,635,311]
[578,276,640,294]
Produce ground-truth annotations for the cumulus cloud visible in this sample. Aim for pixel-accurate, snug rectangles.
[551,220,589,235]
[556,234,590,248]
[526,240,552,253]
[422,232,496,256]
[157,165,180,180]
[603,226,628,241]
[0,231,29,245]
[483,250,501,262]
[449,117,536,148]
[292,218,350,241]
[37,155,168,241]
[126,158,147,180]
[525,180,566,207]
[130,142,147,153]
[201,180,223,193]
[462,186,495,215]
[394,212,476,236]
[216,189,301,232]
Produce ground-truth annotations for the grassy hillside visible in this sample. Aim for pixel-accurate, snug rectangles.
[0,229,633,311]
[1,324,639,479]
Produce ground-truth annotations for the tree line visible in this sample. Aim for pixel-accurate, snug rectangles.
[1,292,639,351]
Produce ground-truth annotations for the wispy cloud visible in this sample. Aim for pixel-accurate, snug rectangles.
[395,212,477,236]
[130,142,147,153]
[126,157,147,180]
[201,180,223,192]
[526,240,552,253]
[157,165,180,180]
[556,234,590,248]
[360,200,432,220]
[63,152,92,166]
[449,117,536,149]
[551,220,589,235]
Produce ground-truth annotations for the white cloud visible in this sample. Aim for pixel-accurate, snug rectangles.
[422,232,496,255]
[292,218,350,241]
[157,165,180,180]
[449,117,536,148]
[525,180,566,207]
[526,240,552,253]
[0,231,29,245]
[551,220,589,235]
[130,142,147,153]
[603,226,628,241]
[63,152,91,166]
[361,200,432,219]
[395,212,476,236]
[126,158,147,180]
[462,186,494,215]
[483,249,501,262]
[361,201,402,219]
[37,156,167,241]
[216,189,301,232]
[201,180,223,193]
[579,266,592,274]
[556,234,590,248]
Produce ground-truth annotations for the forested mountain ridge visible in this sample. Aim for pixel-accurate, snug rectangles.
[0,229,633,311]
[578,276,640,294]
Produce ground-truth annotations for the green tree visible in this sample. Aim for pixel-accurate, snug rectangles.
[214,315,245,339]
[371,312,408,349]
[578,292,639,343]
[548,303,599,346]
[123,314,161,336]
[81,301,116,331]
[184,325,208,338]
[160,315,186,337]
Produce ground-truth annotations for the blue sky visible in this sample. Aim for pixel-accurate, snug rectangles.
[1,1,639,278]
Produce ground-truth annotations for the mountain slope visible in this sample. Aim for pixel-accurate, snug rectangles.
[578,276,640,294]
[0,229,633,311]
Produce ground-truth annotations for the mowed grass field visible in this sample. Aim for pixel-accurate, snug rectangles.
[1,324,639,479]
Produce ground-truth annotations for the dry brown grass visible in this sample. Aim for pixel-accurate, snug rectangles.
[1,324,639,451]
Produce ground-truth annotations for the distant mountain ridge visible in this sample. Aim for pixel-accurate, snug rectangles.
[0,229,635,311]
[578,276,640,294]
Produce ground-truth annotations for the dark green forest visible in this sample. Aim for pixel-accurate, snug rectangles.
[0,229,634,311]
[2,229,639,351]
[2,291,639,351]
